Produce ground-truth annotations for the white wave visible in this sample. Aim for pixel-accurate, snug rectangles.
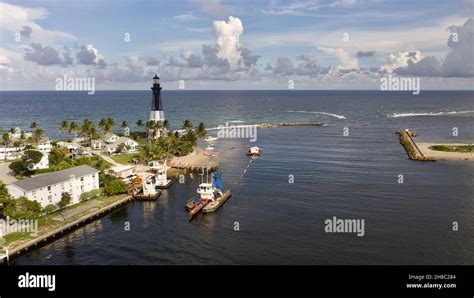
[229,120,246,123]
[388,110,474,118]
[288,110,346,119]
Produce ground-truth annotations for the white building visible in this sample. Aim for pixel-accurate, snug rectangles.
[105,137,138,154]
[30,151,49,170]
[7,165,100,208]
[0,146,23,160]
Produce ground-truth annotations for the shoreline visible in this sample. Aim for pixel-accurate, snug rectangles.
[416,142,474,161]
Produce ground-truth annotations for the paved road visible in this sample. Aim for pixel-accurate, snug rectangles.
[0,162,17,184]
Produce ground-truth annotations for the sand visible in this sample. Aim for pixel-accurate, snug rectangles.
[416,143,474,161]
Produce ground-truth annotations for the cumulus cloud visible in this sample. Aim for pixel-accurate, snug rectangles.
[296,53,330,76]
[76,44,107,68]
[441,17,474,77]
[24,43,63,66]
[213,16,244,67]
[241,47,260,68]
[356,50,375,58]
[0,2,76,43]
[379,50,423,73]
[383,17,474,77]
[273,56,294,75]
[181,50,203,68]
[318,47,359,70]
[20,26,32,39]
[144,57,160,66]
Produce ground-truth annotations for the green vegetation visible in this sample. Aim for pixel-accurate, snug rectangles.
[58,192,72,210]
[8,150,44,176]
[2,196,42,219]
[111,153,140,164]
[100,172,128,195]
[429,145,474,153]
[79,189,102,201]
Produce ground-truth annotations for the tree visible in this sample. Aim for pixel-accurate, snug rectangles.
[58,192,72,210]
[103,179,127,196]
[48,147,68,167]
[182,119,193,131]
[68,121,80,138]
[162,120,170,131]
[197,122,206,139]
[136,119,143,128]
[9,160,29,176]
[30,122,38,129]
[59,120,70,135]
[2,133,10,160]
[23,150,43,168]
[121,121,128,129]
[4,197,42,219]
[32,128,44,145]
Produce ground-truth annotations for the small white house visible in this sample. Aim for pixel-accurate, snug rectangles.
[101,133,120,144]
[30,152,49,170]
[7,165,100,208]
[37,139,52,154]
[106,137,138,154]
[0,146,23,160]
[56,141,79,153]
[91,139,104,150]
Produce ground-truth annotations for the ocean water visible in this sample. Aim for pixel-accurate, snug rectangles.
[1,90,473,265]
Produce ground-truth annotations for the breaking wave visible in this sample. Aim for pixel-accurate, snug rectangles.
[288,110,346,120]
[388,110,474,118]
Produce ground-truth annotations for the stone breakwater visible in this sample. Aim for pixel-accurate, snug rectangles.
[396,130,436,161]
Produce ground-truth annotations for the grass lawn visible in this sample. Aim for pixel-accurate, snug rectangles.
[429,145,474,153]
[2,194,129,246]
[111,153,140,164]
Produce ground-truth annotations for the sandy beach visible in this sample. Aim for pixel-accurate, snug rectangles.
[416,143,474,161]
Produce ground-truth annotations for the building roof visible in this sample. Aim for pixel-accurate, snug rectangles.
[106,137,138,149]
[10,165,99,192]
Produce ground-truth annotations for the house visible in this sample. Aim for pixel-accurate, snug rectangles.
[0,146,23,160]
[91,139,104,150]
[111,165,136,179]
[30,152,49,170]
[105,137,138,154]
[37,139,52,154]
[100,133,120,144]
[56,141,79,153]
[7,165,100,208]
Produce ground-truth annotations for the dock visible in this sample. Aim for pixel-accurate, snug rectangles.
[256,121,323,128]
[396,130,436,161]
[169,161,218,171]
[0,195,134,264]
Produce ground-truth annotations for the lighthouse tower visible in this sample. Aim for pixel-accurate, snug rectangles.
[150,74,165,123]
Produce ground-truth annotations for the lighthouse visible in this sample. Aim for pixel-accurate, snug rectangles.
[150,74,165,122]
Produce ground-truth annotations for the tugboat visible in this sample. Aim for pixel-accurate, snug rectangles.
[185,171,230,217]
[132,175,162,200]
[246,146,262,156]
[202,173,232,213]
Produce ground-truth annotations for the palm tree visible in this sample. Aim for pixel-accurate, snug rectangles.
[136,119,143,128]
[162,120,170,131]
[33,128,44,145]
[30,122,38,129]
[121,121,128,129]
[2,133,10,160]
[68,122,80,138]
[182,119,193,131]
[197,122,206,139]
[59,120,70,135]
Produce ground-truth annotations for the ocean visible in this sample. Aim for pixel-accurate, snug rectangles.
[1,90,473,265]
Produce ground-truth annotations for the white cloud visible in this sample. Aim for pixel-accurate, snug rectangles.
[173,13,199,22]
[379,50,423,73]
[318,47,359,70]
[213,16,244,68]
[0,2,76,44]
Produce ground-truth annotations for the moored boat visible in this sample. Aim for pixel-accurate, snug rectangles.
[246,146,262,156]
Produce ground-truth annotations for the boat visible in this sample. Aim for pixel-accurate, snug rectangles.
[133,175,162,200]
[246,146,262,156]
[205,136,218,143]
[205,145,215,151]
[185,170,228,217]
[149,161,172,189]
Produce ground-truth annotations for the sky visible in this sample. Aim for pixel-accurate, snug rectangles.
[0,0,473,90]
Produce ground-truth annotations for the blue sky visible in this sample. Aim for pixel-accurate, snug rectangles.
[1,0,473,90]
